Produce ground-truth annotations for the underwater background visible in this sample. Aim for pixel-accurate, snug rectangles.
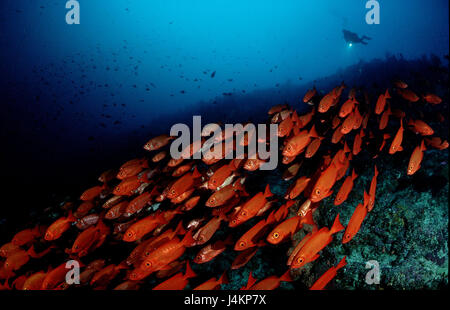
[0,0,448,289]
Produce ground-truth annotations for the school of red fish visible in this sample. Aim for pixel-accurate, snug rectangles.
[0,79,447,290]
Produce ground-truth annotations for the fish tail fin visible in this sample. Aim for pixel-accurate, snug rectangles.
[218,271,229,285]
[420,140,426,151]
[363,190,370,208]
[407,119,414,127]
[303,211,316,227]
[336,256,347,270]
[330,214,345,234]
[385,89,391,99]
[280,270,293,282]
[351,169,358,181]
[67,210,77,223]
[245,271,257,289]
[184,261,197,279]
[374,165,379,177]
[175,220,186,235]
[343,141,350,153]
[264,184,273,198]
[181,230,195,247]
[228,160,238,171]
[309,125,319,138]
[192,166,202,179]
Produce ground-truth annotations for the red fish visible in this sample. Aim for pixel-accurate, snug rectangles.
[340,112,356,134]
[80,184,106,201]
[194,236,233,264]
[352,128,365,155]
[266,211,315,245]
[11,226,43,246]
[310,161,344,203]
[113,173,150,196]
[193,272,228,290]
[208,162,237,190]
[246,270,292,290]
[234,212,275,251]
[290,214,344,269]
[407,140,426,175]
[375,89,390,115]
[166,167,202,199]
[285,176,311,200]
[45,211,77,241]
[282,126,319,157]
[193,213,227,245]
[22,271,47,290]
[123,211,169,242]
[231,247,258,270]
[117,158,149,179]
[379,105,391,130]
[422,93,442,105]
[206,181,245,208]
[339,98,356,118]
[153,262,196,290]
[389,119,404,154]
[334,169,358,206]
[309,256,347,290]
[318,91,339,113]
[143,134,174,151]
[136,232,195,278]
[407,119,434,136]
[342,191,370,244]
[367,165,378,212]
[305,137,323,158]
[424,137,449,150]
[125,191,153,215]
[303,87,317,104]
[229,184,273,227]
[397,88,419,102]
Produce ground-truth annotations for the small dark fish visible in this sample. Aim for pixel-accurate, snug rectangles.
[211,71,216,78]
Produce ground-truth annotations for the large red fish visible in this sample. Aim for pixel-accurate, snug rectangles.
[309,256,347,290]
[334,169,358,206]
[45,211,77,241]
[389,119,404,154]
[152,262,196,290]
[375,89,391,115]
[143,134,174,151]
[342,191,370,243]
[282,125,319,157]
[290,214,344,269]
[407,140,426,175]
[229,184,273,227]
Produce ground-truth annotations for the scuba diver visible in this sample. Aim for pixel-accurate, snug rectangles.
[342,29,371,45]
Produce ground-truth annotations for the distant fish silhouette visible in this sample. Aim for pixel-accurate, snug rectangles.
[211,71,216,78]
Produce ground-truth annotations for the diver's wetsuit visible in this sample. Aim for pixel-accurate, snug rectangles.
[342,29,371,45]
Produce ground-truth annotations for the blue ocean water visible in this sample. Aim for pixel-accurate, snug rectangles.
[0,0,448,229]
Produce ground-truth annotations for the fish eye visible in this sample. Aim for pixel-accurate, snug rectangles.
[273,232,280,238]
[239,241,246,247]
[241,211,247,216]
[315,189,320,195]
[212,180,216,184]
[145,261,152,267]
[171,190,175,194]
[297,257,303,263]
[145,251,150,256]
